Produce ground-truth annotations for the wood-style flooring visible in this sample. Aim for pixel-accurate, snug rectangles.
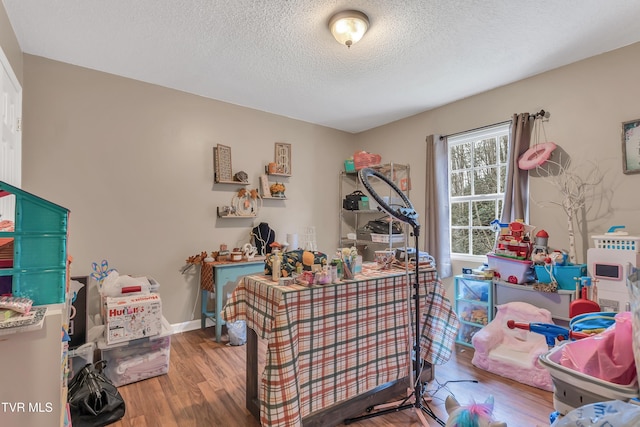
[110,328,555,427]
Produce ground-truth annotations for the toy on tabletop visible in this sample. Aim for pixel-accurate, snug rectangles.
[242,242,258,260]
[490,218,535,260]
[507,320,591,348]
[569,276,600,317]
[444,395,506,427]
[531,229,549,264]
[573,275,598,302]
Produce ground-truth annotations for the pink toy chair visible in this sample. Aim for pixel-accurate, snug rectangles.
[471,301,553,391]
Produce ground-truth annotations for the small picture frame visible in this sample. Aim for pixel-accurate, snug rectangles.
[214,144,233,182]
[274,142,292,175]
[622,119,640,174]
[259,175,270,197]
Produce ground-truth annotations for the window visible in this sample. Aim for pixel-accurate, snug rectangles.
[448,123,510,257]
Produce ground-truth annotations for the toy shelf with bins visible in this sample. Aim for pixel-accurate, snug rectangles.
[0,181,69,306]
[454,275,493,347]
[0,181,71,427]
[338,163,410,256]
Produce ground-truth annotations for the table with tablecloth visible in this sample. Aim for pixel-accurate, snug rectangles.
[223,265,458,427]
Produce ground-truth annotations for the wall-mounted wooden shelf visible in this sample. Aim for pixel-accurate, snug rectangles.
[217,207,257,218]
[214,179,250,185]
[264,164,292,177]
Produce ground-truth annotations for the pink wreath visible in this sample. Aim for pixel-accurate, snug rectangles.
[518,141,557,170]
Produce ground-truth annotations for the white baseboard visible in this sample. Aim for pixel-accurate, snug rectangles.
[170,318,216,334]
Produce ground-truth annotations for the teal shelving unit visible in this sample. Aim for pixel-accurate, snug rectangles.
[454,275,493,347]
[0,181,69,305]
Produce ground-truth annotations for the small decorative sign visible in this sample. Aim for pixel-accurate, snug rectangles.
[622,119,640,174]
[214,144,233,182]
[260,175,270,196]
[274,142,291,175]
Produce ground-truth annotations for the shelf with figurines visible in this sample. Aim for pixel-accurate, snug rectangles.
[217,188,262,218]
[266,142,292,177]
[259,177,287,200]
[214,170,251,185]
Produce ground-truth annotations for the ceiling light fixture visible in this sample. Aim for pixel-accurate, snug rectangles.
[328,10,369,48]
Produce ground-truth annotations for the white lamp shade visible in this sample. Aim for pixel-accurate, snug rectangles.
[329,10,369,47]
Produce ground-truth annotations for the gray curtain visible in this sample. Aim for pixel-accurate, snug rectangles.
[424,134,452,278]
[500,113,534,223]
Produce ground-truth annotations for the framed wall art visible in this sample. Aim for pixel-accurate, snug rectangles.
[622,119,640,174]
[214,144,233,182]
[274,142,292,175]
[259,175,270,197]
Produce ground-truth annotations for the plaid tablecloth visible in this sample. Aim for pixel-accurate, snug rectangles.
[223,266,458,427]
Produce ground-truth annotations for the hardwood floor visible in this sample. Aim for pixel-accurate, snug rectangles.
[110,328,555,427]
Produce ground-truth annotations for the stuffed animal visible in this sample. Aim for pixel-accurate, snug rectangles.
[444,395,506,427]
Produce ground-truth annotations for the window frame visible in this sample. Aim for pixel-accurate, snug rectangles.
[448,123,511,259]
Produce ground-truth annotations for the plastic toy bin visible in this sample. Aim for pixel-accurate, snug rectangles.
[457,300,489,325]
[98,316,172,387]
[0,181,69,305]
[534,264,587,290]
[486,253,533,284]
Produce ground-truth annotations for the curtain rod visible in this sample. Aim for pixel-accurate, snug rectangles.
[438,109,548,140]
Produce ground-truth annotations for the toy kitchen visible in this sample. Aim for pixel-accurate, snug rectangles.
[587,226,640,312]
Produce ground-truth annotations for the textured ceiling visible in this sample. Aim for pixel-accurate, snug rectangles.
[4,0,640,133]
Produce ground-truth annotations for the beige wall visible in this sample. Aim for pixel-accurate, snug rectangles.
[358,42,640,291]
[5,0,640,323]
[21,55,354,324]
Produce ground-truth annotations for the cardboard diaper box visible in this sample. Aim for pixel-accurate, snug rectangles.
[105,293,162,345]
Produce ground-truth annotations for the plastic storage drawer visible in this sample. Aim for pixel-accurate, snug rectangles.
[98,316,171,387]
[456,278,489,302]
[457,323,482,346]
[457,300,489,326]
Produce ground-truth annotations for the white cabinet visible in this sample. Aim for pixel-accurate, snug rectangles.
[338,163,410,259]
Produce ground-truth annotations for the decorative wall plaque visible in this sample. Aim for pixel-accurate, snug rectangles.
[274,142,291,175]
[214,144,233,182]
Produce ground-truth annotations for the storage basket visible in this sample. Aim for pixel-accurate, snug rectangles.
[98,317,172,387]
[371,233,405,244]
[592,234,640,251]
[534,264,587,290]
[539,343,639,415]
[353,151,381,170]
[344,159,356,173]
[200,262,214,292]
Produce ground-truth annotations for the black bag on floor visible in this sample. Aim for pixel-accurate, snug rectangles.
[68,360,126,427]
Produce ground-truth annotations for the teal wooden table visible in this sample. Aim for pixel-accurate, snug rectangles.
[200,259,265,342]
